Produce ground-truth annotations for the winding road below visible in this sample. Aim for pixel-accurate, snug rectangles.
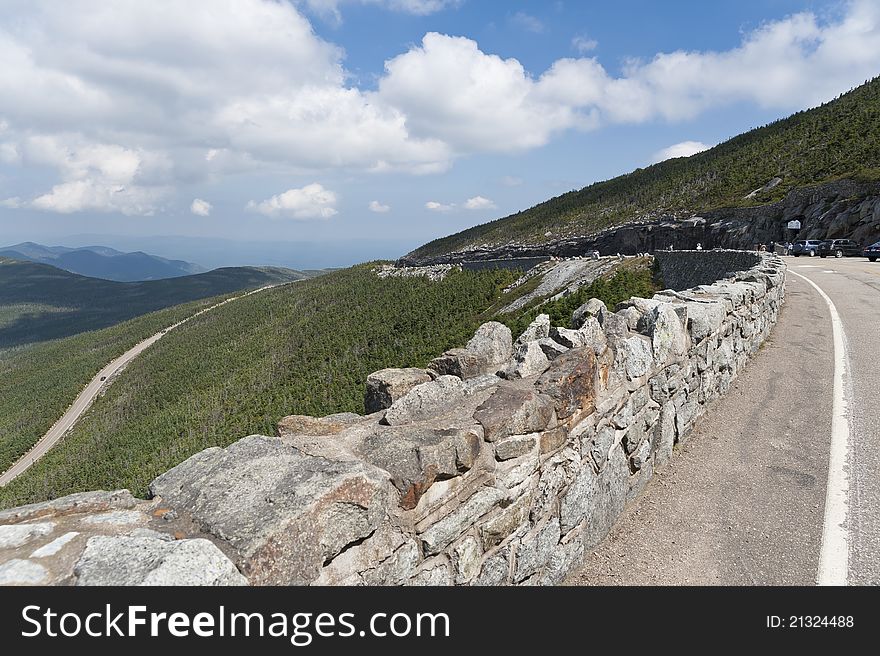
[567,257,880,586]
[0,284,281,487]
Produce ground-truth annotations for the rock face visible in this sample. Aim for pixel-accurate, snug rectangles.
[150,436,394,585]
[399,180,880,266]
[1,253,786,587]
[429,322,513,380]
[75,535,247,586]
[382,375,468,425]
[364,368,433,413]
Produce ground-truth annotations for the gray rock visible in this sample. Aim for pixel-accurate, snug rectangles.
[621,335,654,379]
[654,401,676,466]
[473,383,555,442]
[648,304,689,364]
[466,322,513,367]
[515,314,550,345]
[355,423,482,510]
[409,561,453,586]
[463,374,503,394]
[420,487,504,555]
[685,301,727,342]
[74,535,247,586]
[494,434,538,461]
[429,348,490,380]
[277,413,363,438]
[382,375,467,426]
[537,337,569,361]
[514,518,561,582]
[451,535,482,584]
[150,435,393,585]
[0,490,135,524]
[535,348,598,420]
[30,531,80,558]
[504,341,551,379]
[589,425,616,470]
[0,559,48,585]
[0,522,55,549]
[364,368,433,414]
[572,297,607,329]
[471,547,512,586]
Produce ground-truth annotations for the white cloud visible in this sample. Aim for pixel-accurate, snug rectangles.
[369,200,390,213]
[501,176,523,187]
[464,195,497,210]
[511,12,545,34]
[0,197,22,208]
[572,35,598,53]
[248,183,338,220]
[0,0,879,216]
[425,201,455,212]
[651,141,711,164]
[303,0,459,21]
[190,198,212,216]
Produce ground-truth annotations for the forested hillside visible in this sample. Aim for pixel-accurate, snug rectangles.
[0,265,515,506]
[408,76,880,260]
[0,258,312,347]
[0,293,241,476]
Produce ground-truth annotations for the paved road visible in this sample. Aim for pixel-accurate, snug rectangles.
[0,285,280,487]
[567,257,879,586]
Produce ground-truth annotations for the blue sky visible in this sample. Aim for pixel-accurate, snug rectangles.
[0,0,878,268]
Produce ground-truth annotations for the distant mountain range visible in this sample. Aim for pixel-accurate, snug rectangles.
[0,257,315,348]
[0,242,207,282]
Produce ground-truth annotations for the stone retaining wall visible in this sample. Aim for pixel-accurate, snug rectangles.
[655,249,761,290]
[0,252,786,586]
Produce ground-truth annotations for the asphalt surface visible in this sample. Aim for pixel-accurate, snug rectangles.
[0,285,279,487]
[567,257,879,586]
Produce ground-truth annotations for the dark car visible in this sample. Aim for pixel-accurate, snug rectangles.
[865,240,880,262]
[791,239,823,257]
[819,239,862,258]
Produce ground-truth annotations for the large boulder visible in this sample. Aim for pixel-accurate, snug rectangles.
[382,375,468,426]
[354,424,483,510]
[503,341,551,379]
[74,535,247,586]
[149,436,394,585]
[430,348,490,380]
[277,413,363,438]
[474,382,556,442]
[467,322,513,367]
[515,314,551,346]
[535,348,598,420]
[571,298,607,329]
[364,368,433,413]
[430,322,514,380]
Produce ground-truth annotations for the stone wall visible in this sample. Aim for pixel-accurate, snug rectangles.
[0,252,786,586]
[655,250,761,291]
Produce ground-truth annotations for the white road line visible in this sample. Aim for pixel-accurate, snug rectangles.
[790,270,851,586]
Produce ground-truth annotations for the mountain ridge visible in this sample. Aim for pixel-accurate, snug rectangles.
[0,242,207,282]
[405,76,880,263]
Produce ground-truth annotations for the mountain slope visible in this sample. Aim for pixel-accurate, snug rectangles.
[0,258,312,348]
[0,242,206,281]
[0,265,516,505]
[407,76,880,261]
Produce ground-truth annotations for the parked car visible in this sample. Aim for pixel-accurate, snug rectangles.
[864,240,880,262]
[818,239,862,258]
[791,240,823,257]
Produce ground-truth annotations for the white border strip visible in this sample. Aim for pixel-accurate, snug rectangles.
[790,270,850,586]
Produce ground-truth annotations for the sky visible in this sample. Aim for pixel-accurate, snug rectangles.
[1,0,879,268]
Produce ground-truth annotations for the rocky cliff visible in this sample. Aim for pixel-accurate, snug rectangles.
[0,251,785,586]
[399,180,880,266]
